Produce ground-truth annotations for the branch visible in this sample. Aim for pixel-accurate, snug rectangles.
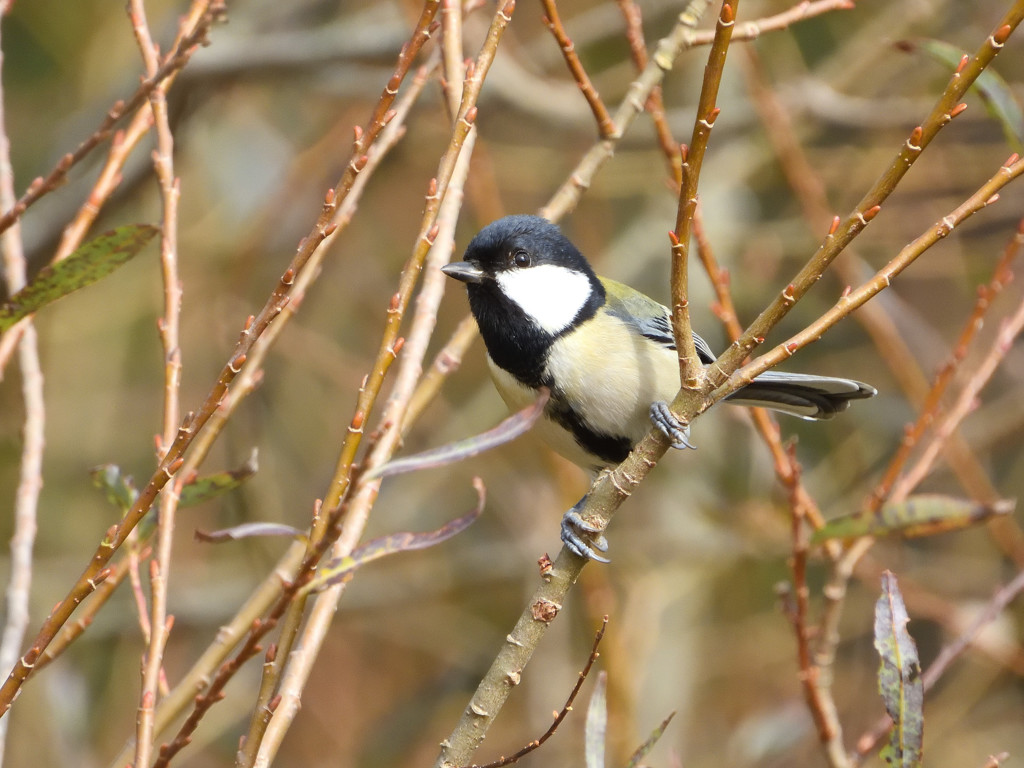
[435,6,742,765]
[891,290,1024,501]
[0,0,225,238]
[670,0,737,389]
[714,154,1024,404]
[0,15,45,767]
[539,0,615,138]
[106,50,436,768]
[0,0,440,724]
[245,7,516,762]
[127,0,185,763]
[616,0,680,185]
[871,219,1023,509]
[737,42,1012,544]
[458,617,608,768]
[778,447,850,768]
[709,5,1024,387]
[539,0,854,221]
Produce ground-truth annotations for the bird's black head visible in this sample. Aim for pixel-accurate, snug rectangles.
[442,215,605,387]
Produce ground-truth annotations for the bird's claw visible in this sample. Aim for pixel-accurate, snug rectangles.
[650,401,694,450]
[561,499,610,563]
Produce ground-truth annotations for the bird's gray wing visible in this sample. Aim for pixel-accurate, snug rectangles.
[600,277,716,363]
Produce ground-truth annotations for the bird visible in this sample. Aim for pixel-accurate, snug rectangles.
[442,214,876,561]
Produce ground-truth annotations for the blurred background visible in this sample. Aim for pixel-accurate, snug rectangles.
[2,0,1024,766]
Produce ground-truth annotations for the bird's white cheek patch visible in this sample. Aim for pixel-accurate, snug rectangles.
[496,265,592,334]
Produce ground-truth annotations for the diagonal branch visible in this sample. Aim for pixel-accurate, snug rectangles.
[0,0,225,238]
[714,154,1024,403]
[709,3,1024,386]
[539,0,615,138]
[0,0,441,723]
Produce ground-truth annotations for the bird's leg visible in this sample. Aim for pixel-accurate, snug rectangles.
[561,495,610,563]
[650,401,694,450]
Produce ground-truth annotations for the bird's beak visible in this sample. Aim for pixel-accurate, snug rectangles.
[441,261,486,284]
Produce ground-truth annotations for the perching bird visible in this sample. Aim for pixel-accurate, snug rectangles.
[442,215,875,561]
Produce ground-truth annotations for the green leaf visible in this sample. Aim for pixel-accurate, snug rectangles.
[906,39,1024,153]
[179,448,259,508]
[813,495,1014,543]
[305,478,485,592]
[194,522,305,544]
[584,671,607,768]
[0,225,158,333]
[90,464,139,514]
[874,571,924,768]
[365,389,549,480]
[625,711,676,768]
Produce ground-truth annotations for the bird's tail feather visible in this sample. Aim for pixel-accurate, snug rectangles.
[724,371,876,420]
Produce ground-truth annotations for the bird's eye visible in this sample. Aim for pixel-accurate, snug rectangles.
[512,249,531,267]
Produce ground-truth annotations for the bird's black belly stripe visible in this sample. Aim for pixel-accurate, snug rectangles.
[546,395,633,469]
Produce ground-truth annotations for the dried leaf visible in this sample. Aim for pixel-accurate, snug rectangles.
[366,389,549,480]
[584,671,607,768]
[0,225,158,333]
[874,571,924,768]
[625,711,676,768]
[813,495,1013,543]
[306,477,485,591]
[910,39,1024,153]
[194,522,305,544]
[90,464,139,514]
[179,448,259,508]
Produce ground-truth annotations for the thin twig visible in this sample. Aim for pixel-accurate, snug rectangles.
[539,0,615,138]
[247,148,476,762]
[694,199,834,538]
[814,537,875,674]
[670,0,737,389]
[440,0,464,121]
[539,1,707,222]
[539,0,853,221]
[0,0,224,238]
[892,291,1024,500]
[874,220,1023,507]
[307,0,486,547]
[0,18,44,768]
[709,6,1024,389]
[55,0,210,264]
[738,45,1017,540]
[780,445,850,768]
[716,154,1024,404]
[0,0,211,379]
[127,0,184,763]
[34,560,129,671]
[459,617,609,768]
[107,53,436,768]
[738,49,1024,765]
[402,313,479,433]
[689,0,853,48]
[0,0,439,723]
[248,7,513,762]
[616,0,680,186]
[153,1,507,762]
[158,32,449,768]
[434,3,866,764]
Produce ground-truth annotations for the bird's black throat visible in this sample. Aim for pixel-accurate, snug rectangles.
[465,276,604,389]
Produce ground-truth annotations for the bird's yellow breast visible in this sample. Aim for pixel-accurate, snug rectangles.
[487,309,681,470]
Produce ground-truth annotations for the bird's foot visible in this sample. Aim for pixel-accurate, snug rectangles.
[650,401,694,450]
[561,497,610,563]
